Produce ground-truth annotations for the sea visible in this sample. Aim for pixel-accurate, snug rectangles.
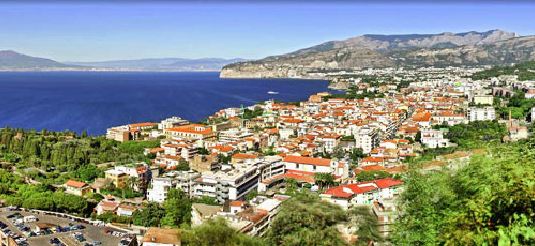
[0,72,330,135]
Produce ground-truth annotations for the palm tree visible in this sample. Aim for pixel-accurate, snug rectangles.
[314,172,334,190]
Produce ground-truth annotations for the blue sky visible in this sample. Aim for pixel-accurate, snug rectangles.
[0,1,534,61]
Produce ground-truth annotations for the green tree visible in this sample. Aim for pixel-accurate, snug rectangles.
[161,188,192,228]
[265,194,348,246]
[182,218,265,246]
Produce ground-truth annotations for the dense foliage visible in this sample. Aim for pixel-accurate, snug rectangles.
[0,128,150,168]
[471,61,535,81]
[0,170,92,216]
[265,193,348,246]
[182,218,265,246]
[495,90,535,120]
[393,138,535,245]
[444,121,507,149]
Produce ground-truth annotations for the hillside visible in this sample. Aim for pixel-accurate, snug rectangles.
[0,50,75,70]
[221,30,535,78]
[472,60,535,80]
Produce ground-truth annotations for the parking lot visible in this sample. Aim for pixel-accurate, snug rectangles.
[0,208,124,246]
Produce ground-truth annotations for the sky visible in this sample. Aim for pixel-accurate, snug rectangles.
[0,1,534,62]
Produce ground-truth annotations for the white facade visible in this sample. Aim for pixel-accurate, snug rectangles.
[355,127,379,154]
[147,178,175,203]
[467,107,496,122]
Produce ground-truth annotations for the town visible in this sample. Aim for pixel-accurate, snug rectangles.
[1,62,535,246]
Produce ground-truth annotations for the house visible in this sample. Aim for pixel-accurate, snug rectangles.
[64,180,91,197]
[321,183,378,210]
[142,228,181,246]
[96,200,119,215]
[104,169,129,188]
[191,203,222,226]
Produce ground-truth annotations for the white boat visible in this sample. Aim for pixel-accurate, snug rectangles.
[267,91,279,95]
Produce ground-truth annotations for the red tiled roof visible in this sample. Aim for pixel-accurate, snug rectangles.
[283,155,331,166]
[324,184,377,199]
[167,124,212,135]
[374,178,404,188]
[65,180,87,188]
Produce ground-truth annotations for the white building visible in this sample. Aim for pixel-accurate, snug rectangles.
[159,116,190,130]
[147,178,176,203]
[355,127,379,154]
[218,128,253,143]
[467,106,496,122]
[420,128,454,149]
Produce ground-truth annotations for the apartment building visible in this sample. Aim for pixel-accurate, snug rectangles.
[355,127,379,154]
[467,106,496,122]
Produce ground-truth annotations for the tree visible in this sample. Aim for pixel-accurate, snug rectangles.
[265,194,348,246]
[348,206,383,246]
[392,140,535,245]
[314,172,334,189]
[160,188,192,228]
[354,170,391,182]
[182,218,265,246]
[132,202,165,227]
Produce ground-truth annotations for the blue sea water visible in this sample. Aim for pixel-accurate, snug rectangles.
[0,72,329,135]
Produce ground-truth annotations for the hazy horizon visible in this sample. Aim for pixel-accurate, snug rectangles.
[1,1,534,62]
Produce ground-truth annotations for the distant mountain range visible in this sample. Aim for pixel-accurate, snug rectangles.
[65,58,245,71]
[0,50,76,70]
[221,29,535,78]
[0,50,244,71]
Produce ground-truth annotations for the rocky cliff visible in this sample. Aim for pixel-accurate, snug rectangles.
[221,30,535,78]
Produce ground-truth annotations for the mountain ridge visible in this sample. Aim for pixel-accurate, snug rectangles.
[0,50,245,71]
[221,29,535,78]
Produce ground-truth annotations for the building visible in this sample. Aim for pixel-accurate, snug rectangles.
[194,163,262,203]
[104,169,129,188]
[355,127,379,154]
[96,199,119,215]
[106,125,130,142]
[147,178,176,203]
[420,128,454,149]
[164,124,215,141]
[64,180,91,197]
[473,95,493,105]
[142,228,181,246]
[218,128,253,143]
[159,116,190,130]
[467,106,496,122]
[191,203,223,226]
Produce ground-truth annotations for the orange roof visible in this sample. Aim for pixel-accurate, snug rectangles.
[149,147,164,154]
[230,200,245,207]
[65,180,87,188]
[359,165,386,172]
[283,155,331,166]
[129,122,156,128]
[361,157,385,163]
[213,145,234,152]
[374,178,404,188]
[412,111,432,122]
[167,124,212,135]
[324,184,377,199]
[232,153,258,159]
[283,118,304,124]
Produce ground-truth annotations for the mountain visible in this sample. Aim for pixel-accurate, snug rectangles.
[0,50,75,70]
[221,30,535,78]
[67,58,246,71]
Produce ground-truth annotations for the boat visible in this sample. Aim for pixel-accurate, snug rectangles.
[267,91,279,95]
